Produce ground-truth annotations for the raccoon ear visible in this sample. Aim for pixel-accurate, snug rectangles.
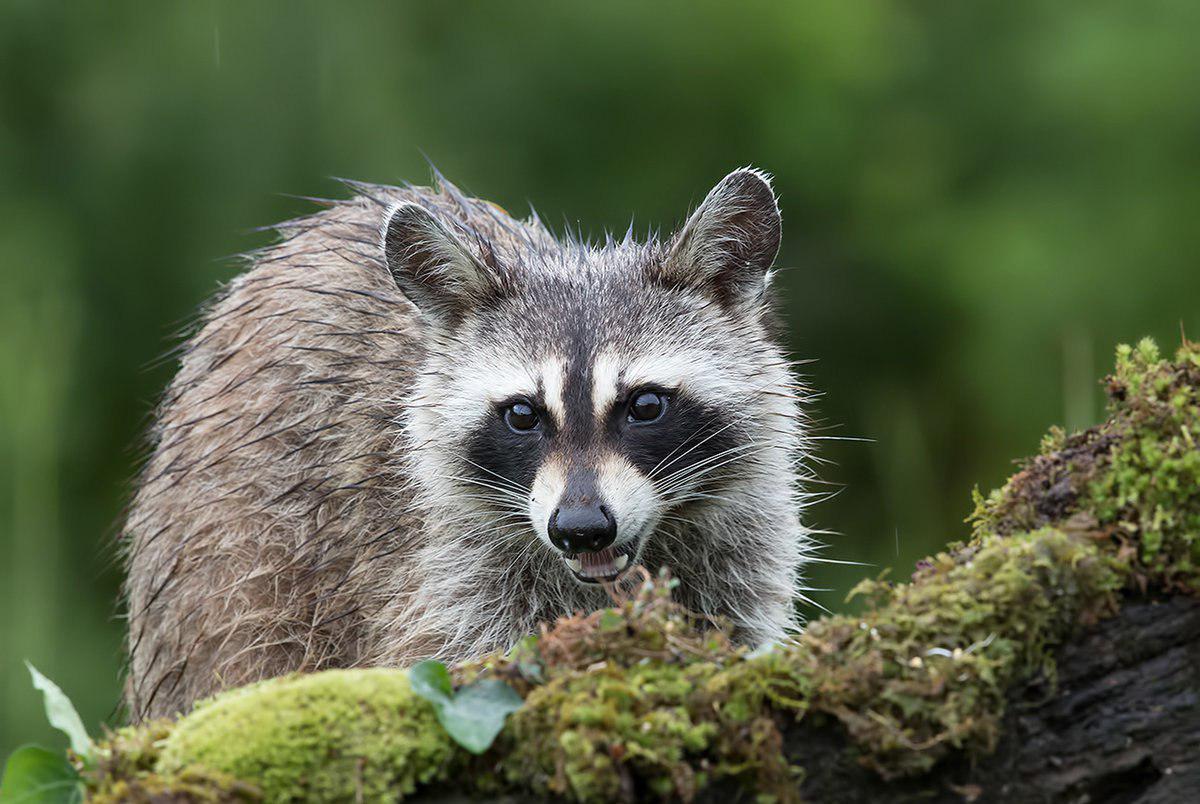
[381,202,499,325]
[662,168,782,309]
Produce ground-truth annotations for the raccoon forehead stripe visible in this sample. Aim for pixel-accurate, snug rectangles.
[540,357,568,427]
[591,353,623,421]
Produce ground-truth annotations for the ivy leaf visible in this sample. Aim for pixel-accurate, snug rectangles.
[408,660,454,703]
[25,663,92,762]
[409,661,523,754]
[0,745,82,804]
[436,679,524,754]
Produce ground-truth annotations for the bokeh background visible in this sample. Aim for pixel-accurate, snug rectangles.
[3,0,1199,756]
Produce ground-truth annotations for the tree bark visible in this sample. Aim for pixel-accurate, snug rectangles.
[770,595,1200,803]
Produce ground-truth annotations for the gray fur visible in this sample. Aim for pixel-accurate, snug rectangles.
[122,169,814,720]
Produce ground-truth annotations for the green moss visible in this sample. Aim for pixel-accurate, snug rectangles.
[90,720,174,783]
[489,525,1121,794]
[155,669,459,802]
[95,340,1200,802]
[90,766,262,803]
[502,661,716,800]
[790,527,1122,777]
[86,720,263,801]
[480,582,800,802]
[972,338,1200,589]
[1088,339,1200,590]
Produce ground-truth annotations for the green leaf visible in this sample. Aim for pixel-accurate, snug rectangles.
[408,660,453,703]
[409,662,523,755]
[25,664,92,762]
[436,679,523,754]
[0,745,82,804]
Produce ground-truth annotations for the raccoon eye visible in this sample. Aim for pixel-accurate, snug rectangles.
[628,390,667,423]
[504,401,540,433]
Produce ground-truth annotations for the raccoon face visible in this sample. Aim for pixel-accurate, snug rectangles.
[384,169,789,584]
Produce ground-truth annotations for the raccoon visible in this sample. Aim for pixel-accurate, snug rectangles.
[122,168,813,720]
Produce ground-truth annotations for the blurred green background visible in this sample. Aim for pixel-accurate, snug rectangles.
[2,0,1198,757]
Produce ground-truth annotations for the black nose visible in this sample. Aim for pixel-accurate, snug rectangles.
[548,504,617,554]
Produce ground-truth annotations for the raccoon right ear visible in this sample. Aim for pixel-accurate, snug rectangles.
[661,168,782,310]
[381,202,499,326]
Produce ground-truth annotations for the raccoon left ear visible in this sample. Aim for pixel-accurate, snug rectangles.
[381,202,501,327]
[662,168,782,309]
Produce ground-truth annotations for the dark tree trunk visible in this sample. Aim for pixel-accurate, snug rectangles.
[781,595,1200,803]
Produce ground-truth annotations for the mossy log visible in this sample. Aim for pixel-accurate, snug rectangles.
[771,595,1200,802]
[88,340,1200,803]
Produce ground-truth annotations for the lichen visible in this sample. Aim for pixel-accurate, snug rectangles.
[155,669,459,802]
[90,340,1200,803]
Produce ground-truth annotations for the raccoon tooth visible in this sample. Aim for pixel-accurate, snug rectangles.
[614,554,629,571]
[566,557,582,572]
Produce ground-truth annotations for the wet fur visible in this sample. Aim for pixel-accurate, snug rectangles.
[122,173,814,720]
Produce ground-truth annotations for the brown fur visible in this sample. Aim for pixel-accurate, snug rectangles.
[122,182,553,720]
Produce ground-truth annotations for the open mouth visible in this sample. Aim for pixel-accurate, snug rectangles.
[563,544,635,583]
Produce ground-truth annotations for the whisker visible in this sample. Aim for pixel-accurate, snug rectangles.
[657,444,775,496]
[435,474,529,503]
[653,440,771,492]
[460,458,531,493]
